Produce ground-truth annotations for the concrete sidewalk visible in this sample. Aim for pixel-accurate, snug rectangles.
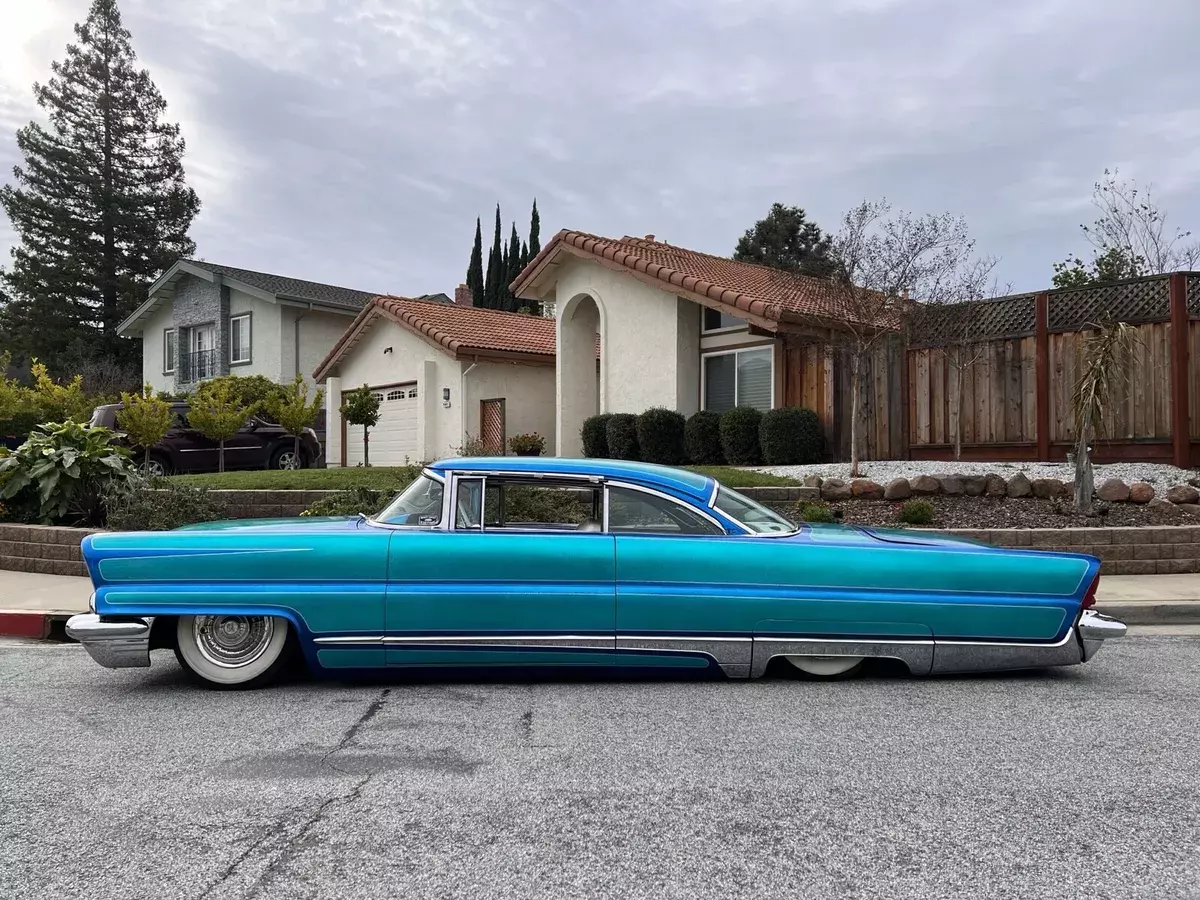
[2,570,1199,638]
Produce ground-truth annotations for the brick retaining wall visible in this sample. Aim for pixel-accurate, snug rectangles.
[0,524,99,576]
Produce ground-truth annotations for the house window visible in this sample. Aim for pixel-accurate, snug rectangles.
[702,347,773,413]
[408,388,418,398]
[386,390,405,401]
[703,307,744,332]
[163,329,176,374]
[230,314,252,365]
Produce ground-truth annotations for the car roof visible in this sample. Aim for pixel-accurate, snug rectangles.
[427,457,715,502]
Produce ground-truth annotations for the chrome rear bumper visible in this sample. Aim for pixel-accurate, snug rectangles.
[66,614,151,669]
[1077,609,1126,661]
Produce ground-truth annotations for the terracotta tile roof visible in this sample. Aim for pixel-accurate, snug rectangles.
[513,230,872,328]
[314,296,561,381]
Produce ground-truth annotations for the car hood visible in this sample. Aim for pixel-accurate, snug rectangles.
[172,516,366,534]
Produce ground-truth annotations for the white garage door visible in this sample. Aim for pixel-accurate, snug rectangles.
[345,385,419,466]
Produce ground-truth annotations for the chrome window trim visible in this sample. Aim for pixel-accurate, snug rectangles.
[604,481,729,535]
[710,485,798,538]
[450,474,487,531]
[366,468,448,531]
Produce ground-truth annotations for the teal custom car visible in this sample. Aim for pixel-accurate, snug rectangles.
[66,457,1126,689]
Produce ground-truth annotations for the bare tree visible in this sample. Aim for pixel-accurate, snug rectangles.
[1072,320,1139,515]
[824,201,986,476]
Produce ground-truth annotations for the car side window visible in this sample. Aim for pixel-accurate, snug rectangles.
[454,478,484,531]
[606,487,725,536]
[485,483,599,531]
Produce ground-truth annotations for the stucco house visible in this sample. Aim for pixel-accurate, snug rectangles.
[513,230,868,458]
[313,293,559,466]
[117,260,384,394]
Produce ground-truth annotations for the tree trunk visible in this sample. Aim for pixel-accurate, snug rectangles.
[1073,425,1094,516]
[144,447,151,478]
[849,353,861,478]
[218,440,226,474]
[293,434,301,469]
[954,363,964,461]
[363,426,370,468]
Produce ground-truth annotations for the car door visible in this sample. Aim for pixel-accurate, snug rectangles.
[384,475,617,667]
[221,417,271,470]
[169,405,218,473]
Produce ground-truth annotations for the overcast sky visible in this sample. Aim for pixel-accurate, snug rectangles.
[2,0,1199,298]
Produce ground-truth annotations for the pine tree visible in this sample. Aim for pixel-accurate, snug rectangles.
[528,199,541,260]
[0,0,200,376]
[466,217,484,306]
[483,205,503,309]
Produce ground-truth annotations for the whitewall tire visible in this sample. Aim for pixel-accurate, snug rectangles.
[175,614,291,689]
[785,655,866,679]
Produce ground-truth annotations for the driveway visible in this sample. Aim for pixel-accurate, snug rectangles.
[2,632,1198,900]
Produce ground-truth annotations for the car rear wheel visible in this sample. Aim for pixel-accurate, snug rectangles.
[784,655,866,679]
[174,614,292,689]
[270,446,304,470]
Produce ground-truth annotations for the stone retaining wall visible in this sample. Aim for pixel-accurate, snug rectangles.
[0,524,98,576]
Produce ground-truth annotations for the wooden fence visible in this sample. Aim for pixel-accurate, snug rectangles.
[779,271,1200,466]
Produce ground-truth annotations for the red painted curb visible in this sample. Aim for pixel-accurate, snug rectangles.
[0,612,50,639]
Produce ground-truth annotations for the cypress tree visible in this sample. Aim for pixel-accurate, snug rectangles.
[506,224,522,311]
[483,205,503,309]
[466,217,484,306]
[521,240,529,268]
[0,0,200,376]
[528,199,541,260]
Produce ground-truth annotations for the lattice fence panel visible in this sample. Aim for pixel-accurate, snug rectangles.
[1048,276,1170,332]
[481,400,505,453]
[909,294,1036,349]
[1188,274,1200,317]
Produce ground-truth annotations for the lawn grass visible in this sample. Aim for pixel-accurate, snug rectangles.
[170,463,799,491]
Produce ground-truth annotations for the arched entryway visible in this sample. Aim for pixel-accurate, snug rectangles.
[556,292,604,457]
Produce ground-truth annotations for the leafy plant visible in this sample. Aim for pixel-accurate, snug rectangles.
[302,487,388,518]
[636,408,687,465]
[684,411,725,465]
[0,421,134,525]
[102,478,226,531]
[267,375,324,470]
[796,500,834,523]
[29,360,93,425]
[456,434,489,457]
[341,385,381,467]
[190,374,287,413]
[605,413,639,461]
[116,384,175,475]
[898,499,934,526]
[187,379,260,473]
[581,414,613,458]
[720,406,763,466]
[760,407,822,465]
[508,432,546,456]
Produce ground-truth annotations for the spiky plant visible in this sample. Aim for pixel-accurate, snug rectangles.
[1072,320,1139,514]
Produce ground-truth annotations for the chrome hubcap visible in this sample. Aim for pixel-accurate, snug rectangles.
[193,615,274,668]
[278,452,298,470]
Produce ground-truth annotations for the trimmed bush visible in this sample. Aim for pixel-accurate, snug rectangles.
[605,413,640,460]
[581,414,613,458]
[898,499,934,526]
[303,487,387,518]
[684,411,725,465]
[103,479,227,531]
[796,500,835,523]
[760,407,823,465]
[719,406,763,466]
[636,408,687,465]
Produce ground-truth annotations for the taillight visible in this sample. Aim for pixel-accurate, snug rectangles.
[1081,572,1100,610]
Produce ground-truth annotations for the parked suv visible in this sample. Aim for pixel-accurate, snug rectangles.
[89,402,322,475]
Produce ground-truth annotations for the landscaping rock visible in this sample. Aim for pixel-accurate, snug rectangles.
[1166,484,1200,505]
[884,478,911,501]
[1095,479,1130,502]
[1129,482,1155,504]
[910,475,941,496]
[984,474,1007,498]
[1149,497,1174,511]
[850,479,883,500]
[1031,478,1067,499]
[1176,503,1200,517]
[1006,473,1032,498]
[820,478,851,501]
[962,475,987,497]
[802,475,822,488]
[936,474,964,495]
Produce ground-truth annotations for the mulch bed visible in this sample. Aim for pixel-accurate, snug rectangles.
[768,495,1196,530]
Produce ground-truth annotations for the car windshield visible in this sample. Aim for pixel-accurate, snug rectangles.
[375,474,444,526]
[714,485,795,534]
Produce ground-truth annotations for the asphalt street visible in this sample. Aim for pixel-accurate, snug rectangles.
[2,633,1199,900]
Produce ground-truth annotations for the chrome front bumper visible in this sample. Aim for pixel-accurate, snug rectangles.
[66,614,151,669]
[1077,609,1127,662]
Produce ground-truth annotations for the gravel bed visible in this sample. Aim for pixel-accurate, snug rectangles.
[755,459,1198,487]
[766,495,1195,529]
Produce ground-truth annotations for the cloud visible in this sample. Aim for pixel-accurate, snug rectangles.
[0,0,1199,296]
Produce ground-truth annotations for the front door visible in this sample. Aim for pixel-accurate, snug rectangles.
[191,324,216,381]
[384,476,616,667]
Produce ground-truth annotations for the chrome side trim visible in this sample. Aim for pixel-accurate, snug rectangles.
[1077,610,1126,661]
[752,637,935,678]
[617,635,752,678]
[930,630,1081,674]
[314,634,613,649]
[66,614,151,669]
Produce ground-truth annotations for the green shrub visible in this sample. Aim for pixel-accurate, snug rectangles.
[796,500,835,523]
[685,411,725,465]
[898,499,934,526]
[719,406,763,465]
[116,385,175,475]
[204,374,288,413]
[0,421,135,525]
[508,432,546,456]
[267,375,325,469]
[636,408,686,465]
[760,407,823,465]
[341,384,382,467]
[103,479,227,531]
[457,434,489,456]
[188,380,261,473]
[581,414,613,458]
[302,487,387,517]
[605,413,639,460]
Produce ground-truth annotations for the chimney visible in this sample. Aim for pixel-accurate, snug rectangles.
[644,234,656,242]
[454,283,473,307]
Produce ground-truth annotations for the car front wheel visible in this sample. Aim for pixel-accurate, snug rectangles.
[174,614,292,689]
[270,446,304,470]
[784,655,865,679]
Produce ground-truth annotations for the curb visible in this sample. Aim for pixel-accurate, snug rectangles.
[0,610,78,640]
[1094,601,1200,625]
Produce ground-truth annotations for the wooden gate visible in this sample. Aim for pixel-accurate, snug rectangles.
[481,399,506,454]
